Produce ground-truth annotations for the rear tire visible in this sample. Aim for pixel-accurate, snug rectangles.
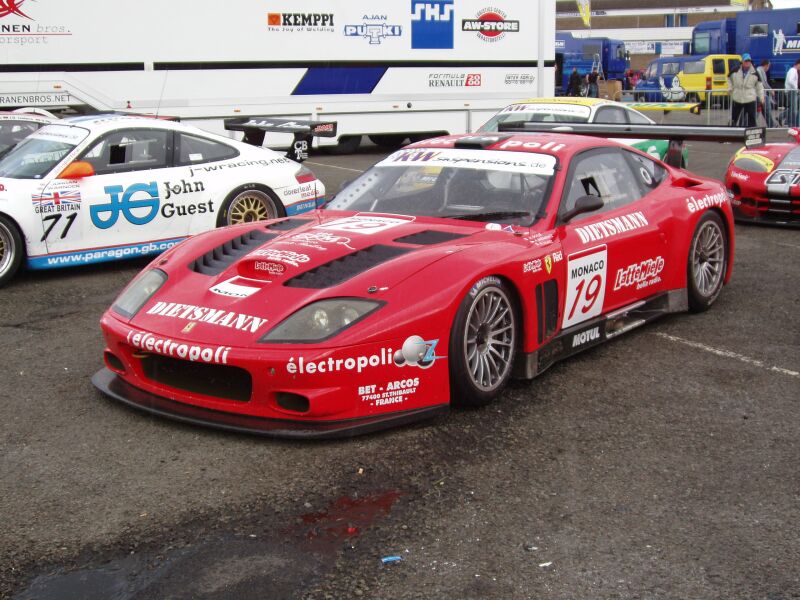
[368,134,409,149]
[0,214,23,287]
[449,277,517,407]
[328,135,362,155]
[217,184,283,227]
[687,211,727,312]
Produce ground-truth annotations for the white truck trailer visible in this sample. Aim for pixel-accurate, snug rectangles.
[0,0,555,150]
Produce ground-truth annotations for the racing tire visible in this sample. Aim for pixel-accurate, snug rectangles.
[217,184,284,227]
[687,211,727,313]
[328,135,362,155]
[0,214,23,288]
[368,134,409,149]
[449,277,517,407]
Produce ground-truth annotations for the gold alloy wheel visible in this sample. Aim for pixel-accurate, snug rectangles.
[226,190,277,225]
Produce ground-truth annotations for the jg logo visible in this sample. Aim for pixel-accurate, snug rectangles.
[411,0,454,49]
[90,182,159,229]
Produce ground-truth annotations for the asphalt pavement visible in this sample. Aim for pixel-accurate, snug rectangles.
[1,133,798,600]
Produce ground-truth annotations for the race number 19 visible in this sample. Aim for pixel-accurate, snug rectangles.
[562,246,607,329]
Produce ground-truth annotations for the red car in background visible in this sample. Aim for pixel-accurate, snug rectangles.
[93,129,736,438]
[725,128,800,226]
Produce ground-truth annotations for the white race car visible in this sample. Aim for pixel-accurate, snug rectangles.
[0,114,330,286]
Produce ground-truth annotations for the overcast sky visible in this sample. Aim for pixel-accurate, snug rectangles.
[769,0,795,8]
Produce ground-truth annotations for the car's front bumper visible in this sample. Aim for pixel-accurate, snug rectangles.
[93,368,448,439]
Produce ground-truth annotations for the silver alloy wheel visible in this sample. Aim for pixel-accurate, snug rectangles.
[0,219,14,278]
[463,286,515,392]
[691,219,725,297]
[225,189,277,225]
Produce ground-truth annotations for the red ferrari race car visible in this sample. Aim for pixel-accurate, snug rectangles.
[93,127,743,438]
[725,128,800,226]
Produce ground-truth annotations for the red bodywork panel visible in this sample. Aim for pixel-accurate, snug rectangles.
[725,131,800,226]
[95,133,736,437]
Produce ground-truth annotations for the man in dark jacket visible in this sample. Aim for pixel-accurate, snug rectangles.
[567,68,582,96]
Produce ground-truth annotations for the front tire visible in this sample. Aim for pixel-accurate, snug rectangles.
[217,185,283,227]
[0,214,23,287]
[687,211,727,312]
[449,277,517,407]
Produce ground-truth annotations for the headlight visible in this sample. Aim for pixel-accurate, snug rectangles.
[261,298,382,343]
[112,269,167,318]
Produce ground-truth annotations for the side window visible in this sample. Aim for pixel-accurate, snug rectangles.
[626,109,652,125]
[728,59,741,73]
[176,133,238,166]
[561,149,645,221]
[749,24,767,37]
[662,62,680,75]
[594,107,628,124]
[713,59,725,75]
[626,151,667,194]
[81,129,170,175]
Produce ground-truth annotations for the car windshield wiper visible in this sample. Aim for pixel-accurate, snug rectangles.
[443,210,532,222]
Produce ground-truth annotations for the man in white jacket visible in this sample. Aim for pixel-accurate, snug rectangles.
[786,58,799,127]
[729,54,764,127]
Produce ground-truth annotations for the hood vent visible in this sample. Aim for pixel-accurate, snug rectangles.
[267,218,311,231]
[394,230,468,245]
[285,245,411,289]
[189,229,276,276]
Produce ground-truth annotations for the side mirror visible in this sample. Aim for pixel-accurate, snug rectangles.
[57,160,95,179]
[561,195,604,223]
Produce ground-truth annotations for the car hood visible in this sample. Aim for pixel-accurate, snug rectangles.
[125,211,515,346]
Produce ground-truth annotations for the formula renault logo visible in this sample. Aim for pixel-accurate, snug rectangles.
[411,0,454,49]
[344,17,402,44]
[462,8,519,42]
[393,335,445,369]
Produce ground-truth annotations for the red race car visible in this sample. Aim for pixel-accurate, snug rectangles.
[725,128,800,226]
[94,128,738,438]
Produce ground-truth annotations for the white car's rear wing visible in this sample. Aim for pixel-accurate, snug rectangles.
[224,117,337,163]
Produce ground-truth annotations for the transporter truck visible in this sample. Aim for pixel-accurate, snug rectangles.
[0,0,555,152]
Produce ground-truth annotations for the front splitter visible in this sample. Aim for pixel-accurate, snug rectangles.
[92,368,449,440]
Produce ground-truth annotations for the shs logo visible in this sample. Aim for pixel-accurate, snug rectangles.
[411,0,454,49]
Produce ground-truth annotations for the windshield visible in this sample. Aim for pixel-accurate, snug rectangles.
[480,103,591,132]
[693,33,710,55]
[0,120,41,154]
[326,148,556,225]
[0,124,88,179]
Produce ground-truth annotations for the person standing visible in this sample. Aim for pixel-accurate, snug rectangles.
[729,53,764,127]
[567,67,582,97]
[786,58,800,127]
[756,59,775,127]
[587,70,599,98]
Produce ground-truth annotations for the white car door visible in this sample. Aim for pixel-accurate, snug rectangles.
[40,127,196,258]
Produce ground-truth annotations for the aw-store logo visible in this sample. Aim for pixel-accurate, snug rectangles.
[411,0,454,49]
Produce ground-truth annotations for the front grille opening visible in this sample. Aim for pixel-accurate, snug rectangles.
[140,354,252,402]
[275,392,310,413]
[189,229,276,276]
[105,351,125,374]
[285,245,411,289]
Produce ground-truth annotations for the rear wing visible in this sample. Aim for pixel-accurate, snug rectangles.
[624,101,702,115]
[498,122,765,168]
[224,117,338,163]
